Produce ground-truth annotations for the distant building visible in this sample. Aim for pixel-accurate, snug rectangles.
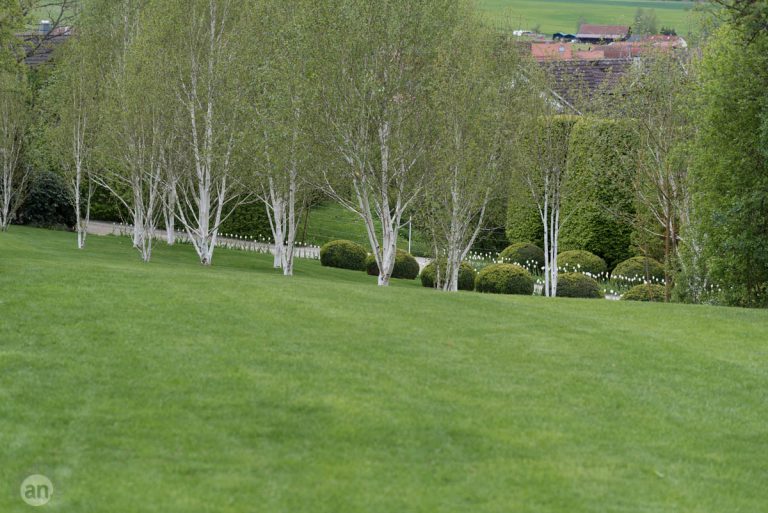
[595,35,688,59]
[575,24,631,43]
[531,43,573,61]
[16,20,72,67]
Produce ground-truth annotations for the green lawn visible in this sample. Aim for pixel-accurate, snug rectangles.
[478,0,700,35]
[1,226,766,512]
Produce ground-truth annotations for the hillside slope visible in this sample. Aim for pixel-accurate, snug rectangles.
[1,227,766,512]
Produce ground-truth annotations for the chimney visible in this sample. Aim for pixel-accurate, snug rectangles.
[40,20,52,35]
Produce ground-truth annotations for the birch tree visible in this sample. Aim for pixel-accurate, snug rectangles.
[0,70,30,231]
[316,0,455,286]
[515,110,579,297]
[608,51,693,301]
[245,0,313,276]
[42,1,114,248]
[156,0,252,265]
[95,0,169,262]
[0,2,29,231]
[420,21,521,291]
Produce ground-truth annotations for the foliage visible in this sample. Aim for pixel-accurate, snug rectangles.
[505,188,543,248]
[475,263,534,295]
[612,256,665,283]
[557,250,607,276]
[556,272,602,299]
[17,170,75,228]
[634,8,659,35]
[560,118,636,269]
[419,260,476,291]
[622,284,666,302]
[689,25,768,307]
[319,239,368,271]
[499,242,544,271]
[365,250,419,280]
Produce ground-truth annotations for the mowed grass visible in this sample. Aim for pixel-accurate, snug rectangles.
[478,0,699,35]
[1,226,767,512]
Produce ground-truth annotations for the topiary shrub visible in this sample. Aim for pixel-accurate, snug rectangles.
[420,260,476,291]
[558,250,607,277]
[621,284,666,302]
[475,263,534,295]
[320,240,367,271]
[365,250,420,280]
[612,256,665,283]
[556,272,602,298]
[499,242,545,272]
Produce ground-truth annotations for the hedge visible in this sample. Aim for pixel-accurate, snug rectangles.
[420,260,476,291]
[559,118,637,269]
[365,250,420,280]
[556,272,602,298]
[622,284,666,302]
[320,240,368,271]
[557,249,607,277]
[475,263,534,295]
[612,256,665,283]
[499,242,544,272]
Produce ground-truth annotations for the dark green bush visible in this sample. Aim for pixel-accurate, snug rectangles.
[320,240,368,271]
[612,256,665,283]
[365,250,420,280]
[499,242,545,271]
[621,284,666,302]
[556,272,602,298]
[475,263,534,295]
[219,201,272,239]
[17,170,75,229]
[558,250,607,277]
[420,260,476,291]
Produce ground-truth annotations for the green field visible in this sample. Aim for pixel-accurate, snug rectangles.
[478,0,700,35]
[1,226,767,512]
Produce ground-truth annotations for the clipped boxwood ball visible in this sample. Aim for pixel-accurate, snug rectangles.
[475,263,534,295]
[320,240,367,271]
[621,284,665,302]
[556,272,602,298]
[612,256,664,283]
[499,242,545,271]
[420,260,477,291]
[365,250,420,280]
[558,250,607,277]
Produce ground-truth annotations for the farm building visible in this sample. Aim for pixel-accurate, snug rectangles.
[575,24,631,43]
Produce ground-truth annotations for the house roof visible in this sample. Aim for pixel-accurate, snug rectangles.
[576,24,630,40]
[539,58,633,108]
[531,43,573,61]
[595,36,688,59]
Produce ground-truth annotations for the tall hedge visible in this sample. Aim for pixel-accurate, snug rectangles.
[560,118,637,270]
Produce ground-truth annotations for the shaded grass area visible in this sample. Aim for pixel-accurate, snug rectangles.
[303,202,429,256]
[478,0,698,35]
[1,226,767,512]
